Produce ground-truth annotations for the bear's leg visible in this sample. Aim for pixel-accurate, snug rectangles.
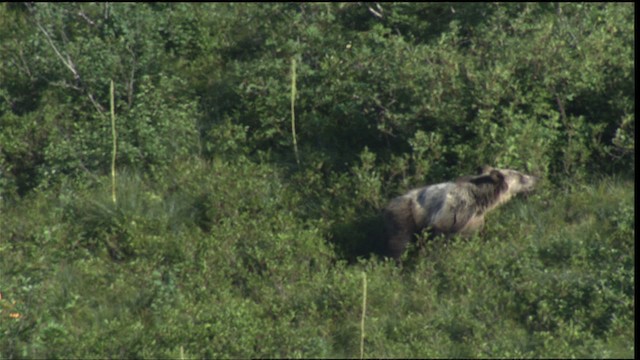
[383,197,418,261]
[387,231,414,261]
[459,215,485,237]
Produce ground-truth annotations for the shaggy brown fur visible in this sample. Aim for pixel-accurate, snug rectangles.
[383,167,537,261]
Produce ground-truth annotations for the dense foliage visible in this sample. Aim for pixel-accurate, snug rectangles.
[1,3,634,358]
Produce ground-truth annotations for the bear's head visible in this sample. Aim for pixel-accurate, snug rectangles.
[472,165,539,209]
[477,166,538,195]
[467,168,508,197]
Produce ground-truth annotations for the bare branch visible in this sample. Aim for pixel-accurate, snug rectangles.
[368,3,384,19]
[555,95,568,126]
[27,4,106,114]
[34,20,79,79]
[125,44,137,108]
[50,80,83,91]
[78,11,95,26]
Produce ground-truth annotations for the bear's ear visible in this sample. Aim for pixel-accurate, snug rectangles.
[489,169,504,183]
[478,165,494,174]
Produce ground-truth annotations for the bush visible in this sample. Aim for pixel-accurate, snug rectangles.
[0,3,634,358]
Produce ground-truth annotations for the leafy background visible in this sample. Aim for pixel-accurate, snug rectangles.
[0,3,634,358]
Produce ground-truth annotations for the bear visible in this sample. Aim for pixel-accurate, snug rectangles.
[383,166,538,261]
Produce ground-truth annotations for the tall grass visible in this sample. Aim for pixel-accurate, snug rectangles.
[0,171,633,358]
[110,80,117,204]
[360,271,367,359]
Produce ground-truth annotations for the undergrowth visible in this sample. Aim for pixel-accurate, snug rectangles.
[1,162,633,358]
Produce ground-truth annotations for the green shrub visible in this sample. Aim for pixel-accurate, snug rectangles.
[0,3,634,359]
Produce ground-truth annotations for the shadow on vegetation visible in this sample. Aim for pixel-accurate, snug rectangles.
[328,211,388,264]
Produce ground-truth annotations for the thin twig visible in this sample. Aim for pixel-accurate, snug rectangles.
[27,3,106,114]
[368,3,384,18]
[78,11,96,26]
[291,57,301,166]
